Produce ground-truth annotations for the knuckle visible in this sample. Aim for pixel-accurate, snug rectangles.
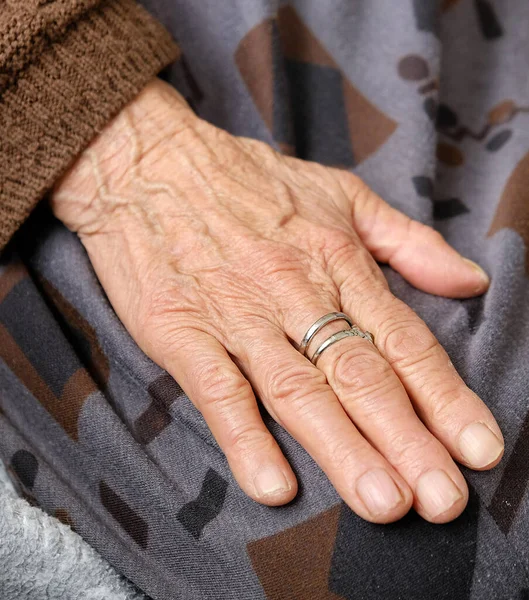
[154,326,197,356]
[326,239,370,274]
[267,364,327,404]
[380,319,438,366]
[332,348,393,394]
[226,424,273,456]
[321,230,362,265]
[328,439,374,474]
[323,239,387,294]
[137,289,201,337]
[386,429,439,469]
[197,364,250,408]
[246,244,304,283]
[427,385,469,427]
[286,390,332,422]
[339,268,389,301]
[330,442,362,472]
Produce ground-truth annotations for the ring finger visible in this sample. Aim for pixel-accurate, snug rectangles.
[282,305,469,523]
[233,326,414,523]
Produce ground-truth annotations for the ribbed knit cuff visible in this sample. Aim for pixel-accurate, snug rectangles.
[0,0,180,251]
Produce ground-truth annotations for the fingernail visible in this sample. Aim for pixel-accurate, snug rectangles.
[458,422,504,468]
[356,468,404,517]
[462,258,490,286]
[254,466,291,498]
[416,469,463,519]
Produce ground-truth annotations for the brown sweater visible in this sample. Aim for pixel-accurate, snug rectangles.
[0,0,179,251]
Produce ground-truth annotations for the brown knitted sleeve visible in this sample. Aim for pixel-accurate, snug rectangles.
[0,0,180,250]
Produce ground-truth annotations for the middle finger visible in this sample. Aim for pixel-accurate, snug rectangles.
[283,305,469,523]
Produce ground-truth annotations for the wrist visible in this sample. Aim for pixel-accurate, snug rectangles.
[51,78,199,234]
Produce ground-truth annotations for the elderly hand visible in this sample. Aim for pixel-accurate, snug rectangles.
[52,79,504,524]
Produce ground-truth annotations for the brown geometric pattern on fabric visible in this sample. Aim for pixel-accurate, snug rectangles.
[38,277,110,391]
[0,271,106,441]
[55,508,76,530]
[247,504,344,600]
[99,481,149,549]
[434,100,526,153]
[397,53,525,168]
[396,52,439,142]
[436,142,465,167]
[488,151,529,276]
[236,6,397,166]
[0,323,93,441]
[234,16,296,157]
[277,6,397,165]
[134,373,183,445]
[441,0,463,10]
[277,6,335,67]
[0,260,26,304]
[235,18,275,131]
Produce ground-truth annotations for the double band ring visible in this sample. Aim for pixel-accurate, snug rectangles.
[298,312,374,366]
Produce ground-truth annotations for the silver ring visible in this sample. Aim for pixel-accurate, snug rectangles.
[311,327,374,366]
[298,312,354,356]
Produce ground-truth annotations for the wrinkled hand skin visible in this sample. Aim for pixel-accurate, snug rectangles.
[52,79,504,524]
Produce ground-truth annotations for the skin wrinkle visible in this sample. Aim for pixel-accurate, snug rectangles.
[121,97,338,266]
[48,78,502,524]
[116,110,173,239]
[183,127,300,236]
[216,170,298,235]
